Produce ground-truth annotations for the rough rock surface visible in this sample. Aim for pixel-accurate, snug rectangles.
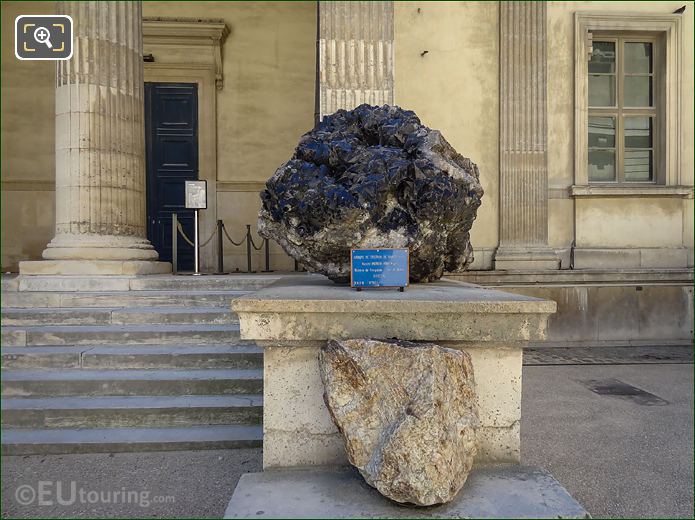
[259,104,483,283]
[318,338,479,506]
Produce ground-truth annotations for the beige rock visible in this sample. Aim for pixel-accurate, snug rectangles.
[319,338,479,506]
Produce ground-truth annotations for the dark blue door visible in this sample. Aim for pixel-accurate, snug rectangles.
[145,82,198,271]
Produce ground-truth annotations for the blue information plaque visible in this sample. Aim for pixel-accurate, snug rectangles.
[350,248,409,290]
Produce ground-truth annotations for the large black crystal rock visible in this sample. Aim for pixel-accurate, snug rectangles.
[259,104,484,283]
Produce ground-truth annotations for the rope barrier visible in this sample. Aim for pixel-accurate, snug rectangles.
[176,222,216,248]
[248,233,265,251]
[176,222,196,247]
[199,228,217,248]
[222,225,245,246]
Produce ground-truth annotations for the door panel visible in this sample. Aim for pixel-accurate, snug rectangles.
[145,83,199,270]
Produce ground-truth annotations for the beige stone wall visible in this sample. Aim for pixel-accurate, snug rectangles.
[1,1,56,271]
[394,1,500,269]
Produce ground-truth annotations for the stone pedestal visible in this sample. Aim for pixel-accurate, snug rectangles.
[232,277,556,469]
[20,1,169,276]
[225,277,589,518]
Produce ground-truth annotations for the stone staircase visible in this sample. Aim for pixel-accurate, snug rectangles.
[0,274,282,455]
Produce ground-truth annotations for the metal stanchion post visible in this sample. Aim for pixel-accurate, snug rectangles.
[216,220,224,274]
[246,224,255,273]
[262,238,273,272]
[172,213,178,274]
[193,209,200,275]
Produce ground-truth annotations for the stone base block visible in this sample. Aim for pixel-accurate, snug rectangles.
[262,344,522,468]
[494,248,561,271]
[19,260,172,276]
[223,465,589,519]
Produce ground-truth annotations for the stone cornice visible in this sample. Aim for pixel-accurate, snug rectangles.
[570,185,693,198]
[217,181,266,193]
[143,18,230,90]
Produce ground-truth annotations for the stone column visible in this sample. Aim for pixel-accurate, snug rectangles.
[318,1,393,119]
[20,1,169,276]
[494,1,559,270]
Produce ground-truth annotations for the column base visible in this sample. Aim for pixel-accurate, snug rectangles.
[41,234,160,262]
[493,247,560,270]
[19,260,172,276]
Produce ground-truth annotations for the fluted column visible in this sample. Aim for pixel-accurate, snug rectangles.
[21,1,169,275]
[494,1,559,270]
[318,1,393,119]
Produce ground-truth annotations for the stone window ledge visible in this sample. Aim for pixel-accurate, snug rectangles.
[569,185,693,198]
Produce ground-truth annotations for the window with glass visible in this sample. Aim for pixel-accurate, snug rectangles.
[588,37,656,183]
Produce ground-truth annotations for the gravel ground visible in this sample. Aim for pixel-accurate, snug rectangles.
[2,363,693,519]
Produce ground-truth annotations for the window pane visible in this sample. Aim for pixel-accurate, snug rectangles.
[625,117,652,148]
[625,150,653,181]
[625,42,652,74]
[589,75,615,107]
[624,76,652,107]
[589,149,616,181]
[589,41,616,73]
[588,116,615,147]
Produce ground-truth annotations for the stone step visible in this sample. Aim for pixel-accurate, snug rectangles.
[1,307,237,326]
[2,290,247,309]
[2,368,263,397]
[1,394,263,429]
[1,276,18,292]
[1,323,241,346]
[12,274,284,293]
[1,424,263,455]
[1,344,263,370]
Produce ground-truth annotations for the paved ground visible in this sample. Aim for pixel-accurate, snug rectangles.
[523,363,693,519]
[2,362,693,519]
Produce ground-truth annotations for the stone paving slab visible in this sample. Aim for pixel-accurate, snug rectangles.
[223,465,589,519]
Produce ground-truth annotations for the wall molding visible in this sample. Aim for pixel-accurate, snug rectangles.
[217,181,266,193]
[570,184,693,198]
[143,18,230,90]
[1,180,55,191]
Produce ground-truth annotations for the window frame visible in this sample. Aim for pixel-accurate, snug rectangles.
[573,12,682,190]
[588,34,658,184]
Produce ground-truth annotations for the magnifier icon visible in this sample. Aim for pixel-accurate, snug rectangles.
[33,26,52,49]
